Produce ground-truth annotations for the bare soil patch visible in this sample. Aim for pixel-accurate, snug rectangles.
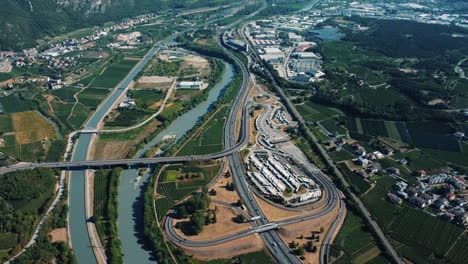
[49,228,68,243]
[180,235,264,260]
[277,201,342,264]
[173,205,251,241]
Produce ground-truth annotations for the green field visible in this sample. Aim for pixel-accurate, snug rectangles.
[362,176,467,263]
[94,170,109,218]
[0,233,17,250]
[154,198,174,222]
[158,164,221,202]
[68,103,92,128]
[165,170,179,181]
[159,103,184,121]
[320,118,346,135]
[0,95,36,113]
[296,101,342,122]
[76,88,110,108]
[129,89,165,108]
[337,163,371,195]
[50,87,81,102]
[329,150,354,162]
[0,114,13,133]
[0,141,43,162]
[392,150,445,171]
[331,209,384,264]
[90,60,138,88]
[177,106,227,156]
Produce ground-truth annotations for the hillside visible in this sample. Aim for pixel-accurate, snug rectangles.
[0,0,232,50]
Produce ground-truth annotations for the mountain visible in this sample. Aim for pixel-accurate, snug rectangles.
[0,0,228,50]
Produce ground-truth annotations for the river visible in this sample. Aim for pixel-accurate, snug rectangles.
[69,34,179,264]
[117,60,234,263]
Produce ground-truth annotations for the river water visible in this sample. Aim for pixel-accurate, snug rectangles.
[117,60,234,263]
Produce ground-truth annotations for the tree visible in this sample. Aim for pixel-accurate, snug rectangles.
[295,246,305,256]
[305,241,313,252]
[178,206,188,219]
[289,241,296,249]
[234,214,245,223]
[212,212,217,223]
[320,226,324,233]
[209,188,217,196]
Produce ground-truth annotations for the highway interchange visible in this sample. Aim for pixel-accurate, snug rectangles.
[0,2,359,264]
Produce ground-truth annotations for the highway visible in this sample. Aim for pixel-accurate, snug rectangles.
[162,4,345,263]
[0,2,347,264]
[238,4,403,263]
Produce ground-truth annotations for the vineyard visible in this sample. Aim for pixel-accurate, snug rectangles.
[446,234,468,264]
[0,233,17,250]
[154,198,173,222]
[362,176,467,263]
[94,170,110,218]
[337,163,371,195]
[331,210,383,264]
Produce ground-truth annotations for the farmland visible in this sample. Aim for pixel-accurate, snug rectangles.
[0,233,17,251]
[0,110,60,161]
[295,101,342,122]
[177,106,228,156]
[154,198,174,222]
[128,89,164,108]
[0,114,13,133]
[157,163,221,202]
[76,88,110,108]
[0,95,36,113]
[337,163,371,195]
[362,176,467,263]
[93,168,122,262]
[89,59,139,88]
[50,87,81,103]
[11,111,58,144]
[331,210,385,264]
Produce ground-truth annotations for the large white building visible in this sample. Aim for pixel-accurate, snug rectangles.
[176,80,204,90]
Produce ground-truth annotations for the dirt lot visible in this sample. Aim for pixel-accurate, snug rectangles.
[49,228,68,243]
[173,204,252,242]
[83,51,109,59]
[136,76,174,90]
[210,171,244,205]
[180,54,211,77]
[277,200,344,264]
[12,111,58,144]
[179,235,264,260]
[253,190,328,222]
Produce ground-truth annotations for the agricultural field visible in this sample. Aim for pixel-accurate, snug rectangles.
[158,103,184,121]
[0,114,13,133]
[320,118,346,135]
[50,86,81,102]
[0,233,17,251]
[154,198,174,222]
[68,102,92,129]
[89,59,139,88]
[362,176,467,263]
[331,210,385,264]
[329,150,354,162]
[104,109,149,127]
[177,106,227,156]
[10,111,58,144]
[76,88,110,108]
[295,101,342,122]
[337,163,371,195]
[392,150,445,172]
[128,89,164,109]
[0,111,60,161]
[158,163,221,202]
[0,95,36,113]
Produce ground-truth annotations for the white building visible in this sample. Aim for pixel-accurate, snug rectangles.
[176,80,204,90]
